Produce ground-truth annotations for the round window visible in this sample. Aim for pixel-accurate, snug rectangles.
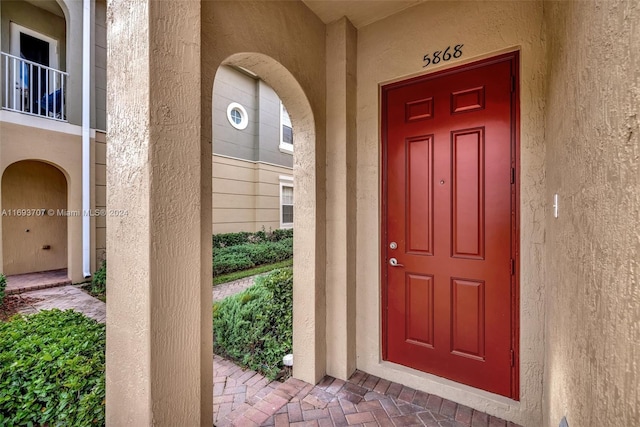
[226,102,248,130]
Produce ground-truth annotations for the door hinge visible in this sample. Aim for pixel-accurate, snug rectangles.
[511,167,515,184]
[511,75,516,93]
[510,349,515,367]
[510,259,515,275]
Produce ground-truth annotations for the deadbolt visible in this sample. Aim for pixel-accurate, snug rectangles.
[389,242,397,250]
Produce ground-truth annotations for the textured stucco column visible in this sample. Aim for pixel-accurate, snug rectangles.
[325,17,358,380]
[106,1,212,425]
[543,1,640,426]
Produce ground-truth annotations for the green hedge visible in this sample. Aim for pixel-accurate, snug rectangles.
[213,268,293,379]
[0,310,105,426]
[213,228,293,249]
[213,238,293,276]
[0,274,6,307]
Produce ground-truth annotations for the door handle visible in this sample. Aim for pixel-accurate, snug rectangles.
[389,258,404,267]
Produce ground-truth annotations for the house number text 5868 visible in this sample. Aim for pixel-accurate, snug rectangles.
[423,44,464,68]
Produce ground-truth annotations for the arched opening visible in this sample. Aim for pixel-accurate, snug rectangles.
[212,64,295,233]
[211,52,319,383]
[1,160,68,275]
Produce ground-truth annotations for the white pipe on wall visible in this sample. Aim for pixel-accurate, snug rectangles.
[82,0,91,278]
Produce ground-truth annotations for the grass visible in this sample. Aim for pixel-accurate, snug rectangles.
[213,258,293,286]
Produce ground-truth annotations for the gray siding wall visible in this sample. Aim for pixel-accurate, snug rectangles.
[94,0,106,131]
[213,65,293,168]
[213,66,259,161]
[257,80,293,167]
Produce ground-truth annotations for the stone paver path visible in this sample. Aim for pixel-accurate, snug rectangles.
[214,358,522,427]
[214,355,280,426]
[16,285,106,323]
[5,269,71,294]
[214,275,262,302]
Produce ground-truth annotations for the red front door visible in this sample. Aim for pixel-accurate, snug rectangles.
[381,53,519,399]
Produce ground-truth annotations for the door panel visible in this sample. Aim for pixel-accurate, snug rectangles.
[451,128,485,259]
[406,136,434,255]
[382,53,519,399]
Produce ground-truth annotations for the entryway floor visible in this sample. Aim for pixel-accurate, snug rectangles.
[214,355,522,427]
[5,268,71,294]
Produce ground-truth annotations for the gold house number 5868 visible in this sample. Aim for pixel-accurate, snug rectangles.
[423,44,464,68]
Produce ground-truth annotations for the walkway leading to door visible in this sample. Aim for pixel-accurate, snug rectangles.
[214,355,521,427]
[5,269,71,294]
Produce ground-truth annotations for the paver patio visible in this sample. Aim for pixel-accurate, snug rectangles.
[5,269,71,294]
[213,355,521,427]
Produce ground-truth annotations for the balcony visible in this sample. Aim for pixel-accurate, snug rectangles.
[1,52,68,122]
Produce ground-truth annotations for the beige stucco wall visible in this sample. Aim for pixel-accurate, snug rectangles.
[202,0,328,384]
[1,160,67,275]
[0,121,105,280]
[543,1,640,426]
[354,2,546,425]
[325,17,358,380]
[212,154,292,233]
[0,118,86,282]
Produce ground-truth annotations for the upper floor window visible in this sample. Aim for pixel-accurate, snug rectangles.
[227,102,248,130]
[279,102,293,154]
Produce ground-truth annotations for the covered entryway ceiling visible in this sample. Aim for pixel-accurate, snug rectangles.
[302,0,426,28]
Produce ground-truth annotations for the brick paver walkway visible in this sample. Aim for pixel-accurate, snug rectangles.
[214,275,263,302]
[5,269,71,294]
[16,285,106,323]
[214,358,522,427]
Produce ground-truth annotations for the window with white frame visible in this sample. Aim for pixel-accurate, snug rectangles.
[280,177,294,228]
[279,101,293,153]
[226,102,248,130]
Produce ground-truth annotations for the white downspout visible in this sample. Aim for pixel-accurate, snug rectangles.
[82,0,91,278]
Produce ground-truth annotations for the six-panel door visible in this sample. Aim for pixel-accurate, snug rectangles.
[382,54,518,398]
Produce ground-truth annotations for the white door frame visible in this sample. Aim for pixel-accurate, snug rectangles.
[10,22,59,70]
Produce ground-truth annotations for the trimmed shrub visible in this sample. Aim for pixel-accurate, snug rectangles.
[213,231,253,248]
[213,238,293,276]
[213,228,293,249]
[213,252,254,275]
[213,268,293,380]
[0,274,6,307]
[0,310,105,426]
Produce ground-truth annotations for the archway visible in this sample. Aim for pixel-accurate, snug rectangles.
[1,160,68,275]
[211,52,322,383]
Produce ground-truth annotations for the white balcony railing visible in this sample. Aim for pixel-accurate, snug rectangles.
[1,52,68,121]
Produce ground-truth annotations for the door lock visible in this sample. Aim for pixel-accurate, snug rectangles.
[389,258,404,267]
[389,242,398,250]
